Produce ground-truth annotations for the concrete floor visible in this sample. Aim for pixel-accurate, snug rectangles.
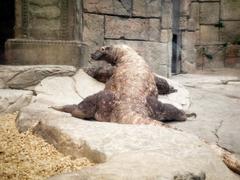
[171,68,240,158]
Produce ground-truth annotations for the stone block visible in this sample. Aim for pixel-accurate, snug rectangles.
[105,40,170,76]
[105,16,149,40]
[160,29,171,43]
[28,2,62,39]
[180,0,191,16]
[179,16,188,30]
[29,5,61,19]
[28,19,61,40]
[195,45,225,68]
[200,25,219,44]
[225,44,240,67]
[105,16,161,42]
[201,45,225,68]
[5,39,88,66]
[132,0,161,17]
[29,0,59,6]
[190,2,199,30]
[182,31,197,50]
[149,19,161,41]
[83,13,104,53]
[161,0,172,29]
[221,0,240,20]
[83,0,131,16]
[220,21,240,43]
[200,2,219,24]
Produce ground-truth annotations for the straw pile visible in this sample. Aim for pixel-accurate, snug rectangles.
[0,113,93,180]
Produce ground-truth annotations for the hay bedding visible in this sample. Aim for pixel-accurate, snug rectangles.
[0,113,93,180]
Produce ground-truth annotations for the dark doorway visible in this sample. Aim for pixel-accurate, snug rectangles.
[171,0,181,74]
[0,1,15,64]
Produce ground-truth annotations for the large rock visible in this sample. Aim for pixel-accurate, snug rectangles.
[0,65,76,89]
[0,89,33,114]
[17,108,238,180]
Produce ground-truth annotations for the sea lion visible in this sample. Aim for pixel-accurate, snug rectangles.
[53,44,189,124]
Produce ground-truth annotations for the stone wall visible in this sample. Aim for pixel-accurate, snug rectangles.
[82,0,173,77]
[9,0,172,76]
[181,0,240,72]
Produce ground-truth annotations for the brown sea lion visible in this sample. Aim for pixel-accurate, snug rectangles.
[53,44,190,125]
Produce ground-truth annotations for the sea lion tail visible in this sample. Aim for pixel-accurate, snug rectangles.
[49,105,78,114]
[186,112,197,118]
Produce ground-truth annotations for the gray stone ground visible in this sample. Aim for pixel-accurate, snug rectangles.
[1,66,240,179]
[171,68,240,158]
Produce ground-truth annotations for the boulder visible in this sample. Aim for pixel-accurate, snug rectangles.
[0,89,33,114]
[16,108,238,180]
[0,65,76,89]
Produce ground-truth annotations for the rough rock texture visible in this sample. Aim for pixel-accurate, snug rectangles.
[82,13,104,53]
[171,69,240,159]
[0,89,33,114]
[17,109,238,180]
[0,65,76,89]
[132,0,161,17]
[200,2,219,24]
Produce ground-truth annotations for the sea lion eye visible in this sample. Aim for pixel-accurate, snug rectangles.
[101,47,105,51]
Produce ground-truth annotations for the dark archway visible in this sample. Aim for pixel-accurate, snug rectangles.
[172,0,181,74]
[0,1,15,64]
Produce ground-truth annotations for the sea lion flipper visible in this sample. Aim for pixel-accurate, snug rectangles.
[154,76,177,95]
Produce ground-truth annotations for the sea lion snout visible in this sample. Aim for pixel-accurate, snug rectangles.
[91,50,104,60]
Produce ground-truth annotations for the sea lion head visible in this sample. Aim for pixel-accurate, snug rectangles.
[91,45,116,65]
[91,44,132,65]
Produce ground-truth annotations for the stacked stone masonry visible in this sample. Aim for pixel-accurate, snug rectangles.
[82,0,173,76]
[5,0,240,75]
[181,0,240,71]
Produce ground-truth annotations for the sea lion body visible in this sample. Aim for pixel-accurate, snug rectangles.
[53,44,188,125]
[103,45,158,123]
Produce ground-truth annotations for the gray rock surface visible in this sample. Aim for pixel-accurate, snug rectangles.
[0,89,33,114]
[0,65,76,89]
[171,69,240,158]
[17,107,238,180]
[15,69,239,179]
